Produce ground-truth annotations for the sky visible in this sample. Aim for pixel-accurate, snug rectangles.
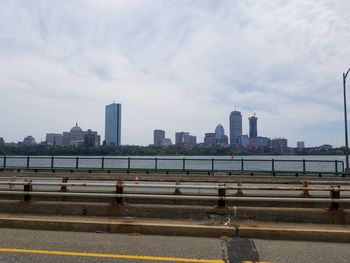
[1,0,350,147]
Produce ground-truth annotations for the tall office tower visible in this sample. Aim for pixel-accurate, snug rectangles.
[229,111,242,145]
[105,103,122,146]
[154,129,165,147]
[175,132,190,146]
[249,115,258,138]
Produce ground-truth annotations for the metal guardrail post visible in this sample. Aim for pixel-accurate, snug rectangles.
[50,156,54,169]
[236,180,243,196]
[115,180,124,205]
[302,159,306,174]
[272,159,275,176]
[23,180,32,201]
[241,159,244,172]
[335,160,338,175]
[75,157,79,169]
[211,158,214,172]
[182,158,186,171]
[301,181,309,197]
[127,157,131,170]
[218,184,226,208]
[155,158,158,171]
[3,156,6,169]
[329,185,340,211]
[101,157,105,169]
[174,180,181,195]
[26,156,30,169]
[61,177,68,192]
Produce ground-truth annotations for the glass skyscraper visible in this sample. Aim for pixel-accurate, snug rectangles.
[105,103,121,146]
[249,115,258,138]
[229,110,242,146]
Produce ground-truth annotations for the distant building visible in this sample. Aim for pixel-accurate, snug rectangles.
[175,132,189,145]
[217,135,228,147]
[83,129,100,147]
[229,111,242,145]
[188,135,197,146]
[46,133,63,146]
[69,123,85,146]
[320,144,333,150]
[23,136,36,146]
[249,136,270,148]
[204,133,216,146]
[271,138,288,154]
[297,141,305,149]
[161,138,172,147]
[0,137,4,147]
[105,103,121,146]
[60,123,100,147]
[237,135,249,148]
[175,132,196,147]
[249,115,258,138]
[154,130,165,147]
[215,124,225,140]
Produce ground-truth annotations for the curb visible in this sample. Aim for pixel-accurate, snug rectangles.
[0,215,349,242]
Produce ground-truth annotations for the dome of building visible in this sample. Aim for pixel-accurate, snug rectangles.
[23,136,36,145]
[70,123,83,133]
[215,124,225,139]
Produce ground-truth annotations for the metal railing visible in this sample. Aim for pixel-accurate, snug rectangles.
[0,178,349,210]
[0,156,345,176]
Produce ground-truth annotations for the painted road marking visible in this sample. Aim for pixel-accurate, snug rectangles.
[0,248,224,263]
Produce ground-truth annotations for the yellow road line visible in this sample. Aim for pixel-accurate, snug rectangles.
[0,248,224,263]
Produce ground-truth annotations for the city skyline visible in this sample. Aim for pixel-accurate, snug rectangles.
[0,1,349,147]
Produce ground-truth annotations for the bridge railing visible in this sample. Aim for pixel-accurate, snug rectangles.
[0,178,349,210]
[0,156,345,176]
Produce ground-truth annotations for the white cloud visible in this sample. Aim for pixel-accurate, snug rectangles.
[0,0,349,146]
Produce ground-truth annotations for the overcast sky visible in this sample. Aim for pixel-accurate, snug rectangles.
[1,0,350,147]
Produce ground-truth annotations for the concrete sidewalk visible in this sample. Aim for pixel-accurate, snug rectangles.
[0,213,348,242]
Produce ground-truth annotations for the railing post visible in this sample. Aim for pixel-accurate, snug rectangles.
[3,156,6,169]
[174,180,181,195]
[236,180,243,196]
[50,156,54,169]
[61,177,68,192]
[211,158,214,173]
[26,156,30,169]
[182,158,186,171]
[75,157,79,169]
[329,185,340,211]
[335,160,338,175]
[155,157,158,171]
[301,181,310,197]
[115,180,124,205]
[23,180,32,201]
[127,157,131,170]
[218,184,226,208]
[101,157,105,169]
[302,159,306,174]
[272,159,275,176]
[241,159,244,173]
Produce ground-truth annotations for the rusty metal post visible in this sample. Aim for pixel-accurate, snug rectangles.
[236,180,243,196]
[301,180,310,197]
[218,184,226,208]
[329,185,340,211]
[115,180,124,205]
[61,177,68,192]
[23,180,32,201]
[174,180,181,195]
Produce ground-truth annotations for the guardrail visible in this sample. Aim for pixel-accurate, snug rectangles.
[0,178,349,210]
[0,156,345,176]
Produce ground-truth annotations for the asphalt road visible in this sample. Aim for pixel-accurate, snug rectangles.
[0,228,349,263]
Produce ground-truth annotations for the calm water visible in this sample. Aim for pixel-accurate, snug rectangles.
[0,155,345,173]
